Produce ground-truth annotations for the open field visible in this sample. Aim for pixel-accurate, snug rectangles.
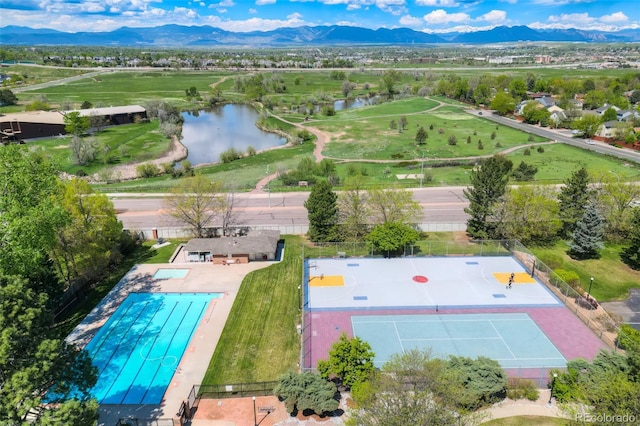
[482,416,567,426]
[201,235,302,384]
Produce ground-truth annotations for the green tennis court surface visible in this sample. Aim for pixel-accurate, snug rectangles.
[351,313,566,369]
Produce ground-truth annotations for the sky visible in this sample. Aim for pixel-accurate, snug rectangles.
[0,0,638,34]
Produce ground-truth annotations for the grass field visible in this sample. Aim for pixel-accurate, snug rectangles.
[307,98,548,161]
[531,241,640,302]
[201,235,302,384]
[31,121,170,175]
[481,416,568,426]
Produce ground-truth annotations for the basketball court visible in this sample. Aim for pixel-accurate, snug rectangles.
[302,256,608,378]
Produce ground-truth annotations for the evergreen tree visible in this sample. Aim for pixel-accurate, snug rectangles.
[558,167,591,238]
[621,208,640,270]
[463,155,513,239]
[568,201,605,260]
[415,126,428,145]
[304,180,338,242]
[274,371,339,416]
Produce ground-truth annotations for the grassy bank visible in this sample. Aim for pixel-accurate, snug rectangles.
[201,235,302,384]
[531,241,640,302]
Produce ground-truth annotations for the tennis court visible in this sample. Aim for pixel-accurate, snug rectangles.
[302,256,608,374]
[86,292,222,404]
[352,313,566,369]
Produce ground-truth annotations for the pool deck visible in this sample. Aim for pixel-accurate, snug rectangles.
[67,261,272,426]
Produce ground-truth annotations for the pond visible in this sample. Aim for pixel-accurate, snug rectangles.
[181,104,286,166]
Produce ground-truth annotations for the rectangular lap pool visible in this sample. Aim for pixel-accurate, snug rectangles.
[86,292,222,404]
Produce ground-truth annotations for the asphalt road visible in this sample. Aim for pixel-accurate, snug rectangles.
[111,186,470,231]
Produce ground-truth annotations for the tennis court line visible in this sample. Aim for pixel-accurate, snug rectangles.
[489,319,517,360]
[393,322,405,353]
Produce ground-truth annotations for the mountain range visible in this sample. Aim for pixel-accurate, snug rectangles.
[1,24,639,47]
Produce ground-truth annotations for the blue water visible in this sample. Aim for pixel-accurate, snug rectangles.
[153,268,190,279]
[85,292,222,404]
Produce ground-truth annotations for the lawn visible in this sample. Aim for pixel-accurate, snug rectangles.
[309,98,548,161]
[30,121,170,175]
[201,235,302,384]
[531,241,640,302]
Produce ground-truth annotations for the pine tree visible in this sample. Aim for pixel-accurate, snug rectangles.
[304,180,338,242]
[558,167,591,238]
[463,155,513,239]
[568,201,605,260]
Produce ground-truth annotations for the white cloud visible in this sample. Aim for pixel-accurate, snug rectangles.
[532,0,595,5]
[399,14,423,27]
[477,10,506,24]
[423,9,469,25]
[80,2,106,13]
[547,12,595,25]
[416,0,458,6]
[499,0,517,4]
[249,7,257,13]
[256,0,276,4]
[600,12,628,24]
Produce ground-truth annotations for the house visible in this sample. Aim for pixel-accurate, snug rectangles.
[616,109,640,122]
[597,120,630,139]
[537,96,556,108]
[595,104,620,116]
[182,230,281,264]
[548,106,567,126]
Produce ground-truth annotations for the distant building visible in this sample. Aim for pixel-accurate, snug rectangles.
[0,105,147,142]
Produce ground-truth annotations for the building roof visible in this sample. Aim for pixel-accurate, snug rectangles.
[184,230,280,256]
[0,105,146,125]
[0,110,65,125]
[74,105,146,117]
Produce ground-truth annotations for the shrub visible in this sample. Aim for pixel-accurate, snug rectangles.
[467,135,472,144]
[537,146,545,153]
[616,324,640,350]
[523,148,531,156]
[448,135,457,146]
[220,147,242,163]
[136,163,160,178]
[438,128,444,134]
[478,140,484,150]
[491,131,497,140]
[528,134,535,141]
[506,378,540,401]
[246,146,257,156]
[495,142,502,148]
[553,268,582,292]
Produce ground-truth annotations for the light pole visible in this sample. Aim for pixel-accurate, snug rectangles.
[587,277,594,299]
[548,372,558,405]
[253,396,257,426]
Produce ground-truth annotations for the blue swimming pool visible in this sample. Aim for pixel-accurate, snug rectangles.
[153,268,190,279]
[86,292,222,404]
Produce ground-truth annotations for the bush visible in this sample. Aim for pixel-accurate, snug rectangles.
[491,131,496,140]
[523,148,531,156]
[448,135,457,146]
[537,146,545,153]
[616,324,640,350]
[220,147,242,163]
[506,378,539,401]
[553,268,582,292]
[274,371,339,416]
[136,163,160,178]
[478,140,484,150]
[246,145,257,156]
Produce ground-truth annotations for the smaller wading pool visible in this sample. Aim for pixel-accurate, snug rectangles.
[153,268,190,279]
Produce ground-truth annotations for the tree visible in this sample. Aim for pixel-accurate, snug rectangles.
[571,114,602,139]
[164,175,224,238]
[0,88,17,105]
[490,92,516,116]
[50,179,123,286]
[0,275,99,424]
[621,208,640,270]
[463,155,513,239]
[70,134,99,165]
[341,80,356,97]
[380,69,402,95]
[415,126,428,145]
[558,167,592,238]
[317,333,375,389]
[510,161,538,181]
[630,90,640,105]
[446,356,507,410]
[568,201,605,260]
[273,371,339,416]
[602,107,618,122]
[220,188,242,237]
[497,186,561,246]
[338,176,371,242]
[367,187,422,225]
[508,78,527,101]
[594,174,640,239]
[367,222,420,257]
[305,180,338,242]
[349,349,478,426]
[63,111,90,136]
